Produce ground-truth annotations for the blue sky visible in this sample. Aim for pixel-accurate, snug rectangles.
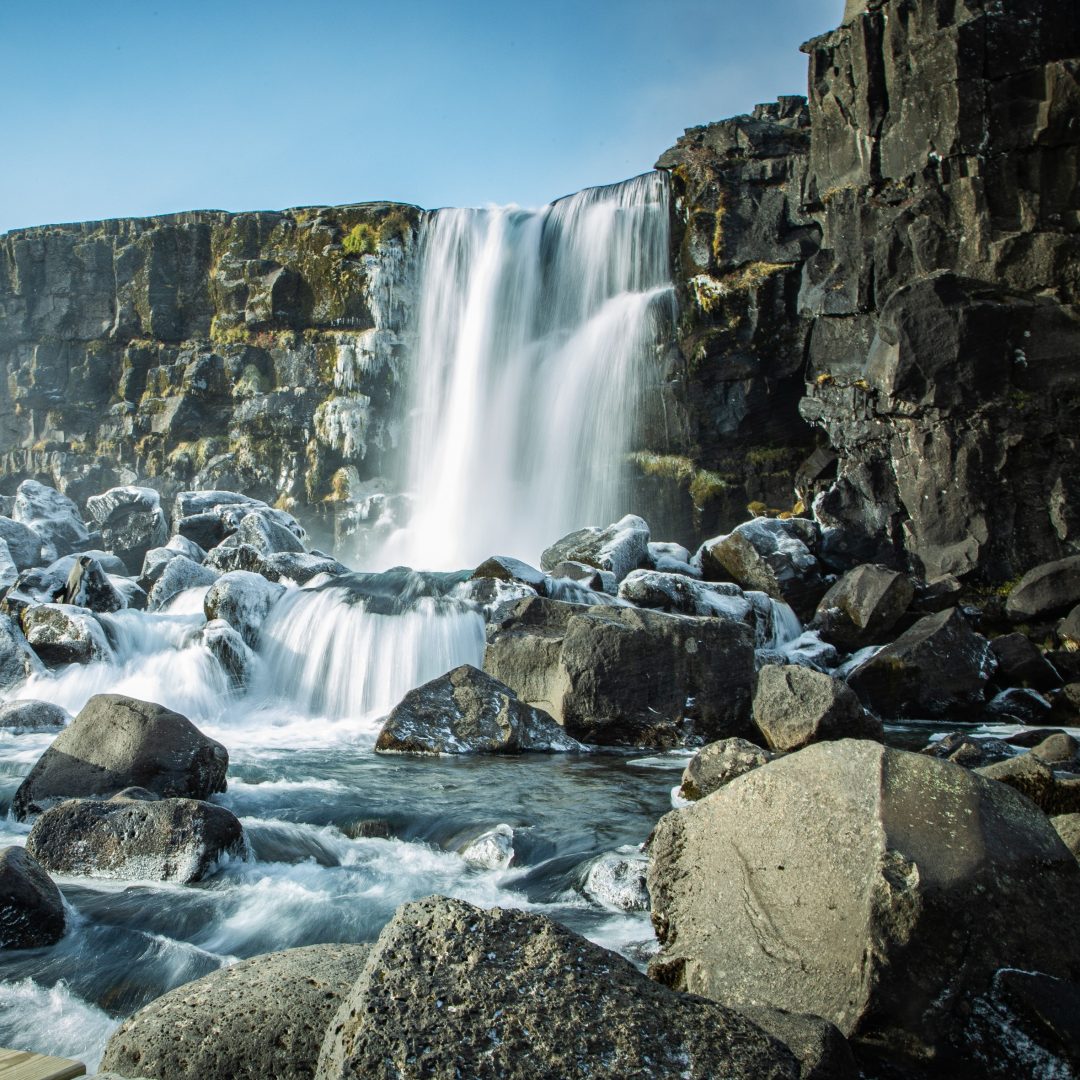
[2,1,843,234]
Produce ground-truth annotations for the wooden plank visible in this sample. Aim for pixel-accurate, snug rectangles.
[0,1048,85,1080]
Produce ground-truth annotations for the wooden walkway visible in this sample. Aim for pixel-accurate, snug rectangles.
[0,1049,84,1080]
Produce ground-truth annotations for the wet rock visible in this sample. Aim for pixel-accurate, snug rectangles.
[234,510,306,555]
[0,846,65,949]
[617,570,775,634]
[582,847,650,911]
[471,555,547,594]
[61,554,125,613]
[846,607,995,718]
[138,546,182,590]
[314,895,799,1080]
[1058,604,1080,649]
[923,733,1014,770]
[648,541,700,577]
[100,942,372,1080]
[679,737,774,801]
[484,597,756,748]
[1007,556,1080,622]
[753,664,880,752]
[647,741,1080,1072]
[198,619,255,690]
[1052,814,1080,860]
[0,517,43,571]
[146,554,219,611]
[990,632,1063,692]
[21,603,112,666]
[259,551,350,585]
[111,576,147,611]
[12,693,228,819]
[203,570,285,650]
[1030,732,1080,768]
[737,1006,858,1080]
[203,541,268,575]
[459,824,514,869]
[547,560,605,590]
[26,791,245,883]
[376,664,582,755]
[0,700,70,730]
[811,563,914,651]
[983,686,1053,726]
[165,533,207,562]
[0,541,16,593]
[539,514,650,583]
[11,480,92,561]
[85,486,169,575]
[977,753,1080,816]
[0,613,45,692]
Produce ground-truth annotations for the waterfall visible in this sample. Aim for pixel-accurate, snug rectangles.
[372,172,674,571]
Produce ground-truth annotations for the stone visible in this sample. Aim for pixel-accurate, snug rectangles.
[990,632,1063,692]
[26,791,245,883]
[846,607,995,718]
[203,570,284,650]
[471,555,547,593]
[259,551,350,585]
[12,693,228,819]
[547,560,605,590]
[198,619,254,690]
[21,603,112,666]
[753,664,881,752]
[1052,814,1080,860]
[581,847,650,911]
[85,486,169,575]
[234,509,306,555]
[0,846,65,949]
[1031,732,1080,767]
[146,554,219,611]
[100,943,372,1080]
[484,596,756,748]
[539,514,650,583]
[811,563,914,650]
[648,541,699,577]
[375,664,582,754]
[647,741,1080,1072]
[0,613,45,692]
[977,753,1080,816]
[1007,556,1080,622]
[0,517,43,571]
[1058,604,1080,649]
[315,895,799,1080]
[679,737,774,800]
[737,1006,858,1080]
[983,686,1054,725]
[0,700,70,730]
[61,554,125,613]
[459,824,514,869]
[617,569,774,632]
[923,733,1014,770]
[11,480,91,561]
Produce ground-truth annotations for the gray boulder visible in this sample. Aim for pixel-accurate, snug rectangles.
[737,1006,857,1080]
[1006,556,1080,622]
[679,737,774,801]
[198,619,255,690]
[976,753,1080,816]
[85,486,169,575]
[581,847,650,911]
[753,664,881,752]
[61,554,125,613]
[147,554,219,611]
[472,555,548,593]
[375,665,583,754]
[990,632,1063,692]
[0,846,65,949]
[260,551,350,585]
[203,570,285,650]
[0,540,16,593]
[314,895,799,1080]
[484,597,755,748]
[22,603,112,666]
[100,943,372,1080]
[12,480,92,561]
[234,510,306,555]
[12,694,228,819]
[0,516,43,570]
[846,607,996,718]
[924,732,1015,769]
[647,741,1080,1071]
[811,563,914,650]
[540,514,651,583]
[1052,814,1080,860]
[26,791,244,883]
[0,700,70,730]
[0,613,45,692]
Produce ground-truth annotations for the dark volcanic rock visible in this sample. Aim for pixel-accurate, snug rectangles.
[12,693,228,819]
[0,517,43,571]
[85,486,169,575]
[990,632,1063,692]
[811,563,914,650]
[12,480,92,560]
[315,895,799,1080]
[26,791,245,883]
[679,737,774,801]
[0,846,65,950]
[146,554,219,611]
[375,664,582,754]
[61,554,125,613]
[100,943,372,1080]
[1007,556,1080,622]
[647,741,1080,1073]
[202,570,284,649]
[0,700,69,730]
[977,752,1080,816]
[0,613,45,692]
[21,603,112,666]
[540,515,650,582]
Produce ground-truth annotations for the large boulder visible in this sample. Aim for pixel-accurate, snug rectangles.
[0,613,45,692]
[679,737,774,801]
[198,619,255,690]
[85,486,169,575]
[203,570,285,650]
[976,753,1080,816]
[1006,556,1080,622]
[647,741,1080,1073]
[845,607,996,717]
[12,694,228,819]
[0,846,65,949]
[484,597,755,747]
[375,665,583,754]
[811,563,914,650]
[26,790,244,883]
[989,632,1063,692]
[540,515,651,583]
[315,895,799,1080]
[21,603,112,666]
[147,554,219,611]
[753,664,881,752]
[0,517,43,571]
[0,699,69,730]
[11,479,92,560]
[61,554,125,613]
[100,943,372,1080]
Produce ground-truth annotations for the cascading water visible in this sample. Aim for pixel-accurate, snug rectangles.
[370,172,674,570]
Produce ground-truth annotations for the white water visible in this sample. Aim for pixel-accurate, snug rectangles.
[372,172,673,570]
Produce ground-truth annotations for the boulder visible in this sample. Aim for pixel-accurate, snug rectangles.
[1030,732,1080,768]
[21,603,112,666]
[0,846,65,949]
[539,514,650,583]
[314,895,799,1080]
[471,555,548,593]
[617,570,777,637]
[198,619,255,690]
[990,632,1063,692]
[923,733,1014,769]
[699,518,825,618]
[753,664,880,752]
[0,517,43,571]
[147,554,219,611]
[11,480,92,561]
[61,554,125,613]
[648,541,700,577]
[234,510,306,555]
[0,700,69,730]
[976,753,1080,816]
[845,607,996,718]
[547,560,605,590]
[203,570,285,650]
[85,486,169,575]
[100,943,372,1080]
[139,546,182,590]
[647,741,1080,1072]
[459,824,515,870]
[581,847,650,911]
[679,737,774,801]
[1006,556,1080,622]
[26,791,244,883]
[260,552,350,585]
[375,665,583,754]
[484,597,756,748]
[737,1007,857,1080]
[1052,814,1080,860]
[811,563,914,650]
[0,613,45,692]
[1059,605,1080,649]
[0,540,16,593]
[983,686,1053,725]
[12,694,228,819]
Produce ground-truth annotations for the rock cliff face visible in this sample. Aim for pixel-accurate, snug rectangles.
[658,0,1080,583]
[0,204,419,547]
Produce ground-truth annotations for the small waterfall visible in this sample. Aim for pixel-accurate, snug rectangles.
[374,172,674,571]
